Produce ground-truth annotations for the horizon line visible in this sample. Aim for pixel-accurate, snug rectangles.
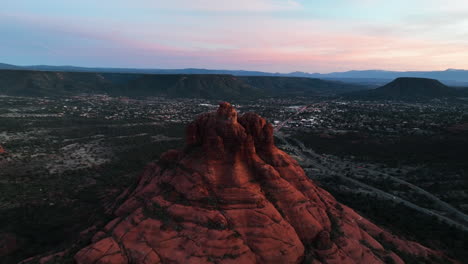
[1,62,466,75]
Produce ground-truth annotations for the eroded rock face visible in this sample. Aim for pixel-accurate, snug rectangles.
[74,102,450,264]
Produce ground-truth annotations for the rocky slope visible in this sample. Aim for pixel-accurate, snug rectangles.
[73,103,452,264]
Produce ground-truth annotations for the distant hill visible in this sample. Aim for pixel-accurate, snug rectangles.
[285,69,468,86]
[0,69,366,99]
[0,70,116,96]
[0,63,281,77]
[0,70,261,99]
[2,62,468,86]
[0,63,21,70]
[310,69,468,84]
[112,74,263,98]
[239,76,367,96]
[348,77,460,100]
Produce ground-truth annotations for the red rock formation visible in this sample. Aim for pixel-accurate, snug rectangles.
[74,102,452,264]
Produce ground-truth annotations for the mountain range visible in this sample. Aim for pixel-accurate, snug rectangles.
[2,62,468,86]
[0,70,368,99]
[1,67,467,100]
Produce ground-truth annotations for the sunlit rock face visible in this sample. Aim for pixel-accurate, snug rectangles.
[74,102,449,264]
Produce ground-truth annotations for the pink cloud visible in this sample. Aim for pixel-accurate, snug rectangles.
[147,0,302,12]
[3,7,468,72]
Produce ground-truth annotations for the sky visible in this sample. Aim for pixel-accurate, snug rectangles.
[2,0,468,73]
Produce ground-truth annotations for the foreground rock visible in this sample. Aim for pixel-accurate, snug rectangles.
[74,102,452,264]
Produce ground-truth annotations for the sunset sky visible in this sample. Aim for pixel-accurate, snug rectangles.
[2,0,468,72]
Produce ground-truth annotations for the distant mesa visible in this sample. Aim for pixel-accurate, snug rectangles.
[68,102,451,264]
[348,77,459,100]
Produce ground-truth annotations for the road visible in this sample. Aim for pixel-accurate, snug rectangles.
[289,136,468,225]
[275,131,468,232]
